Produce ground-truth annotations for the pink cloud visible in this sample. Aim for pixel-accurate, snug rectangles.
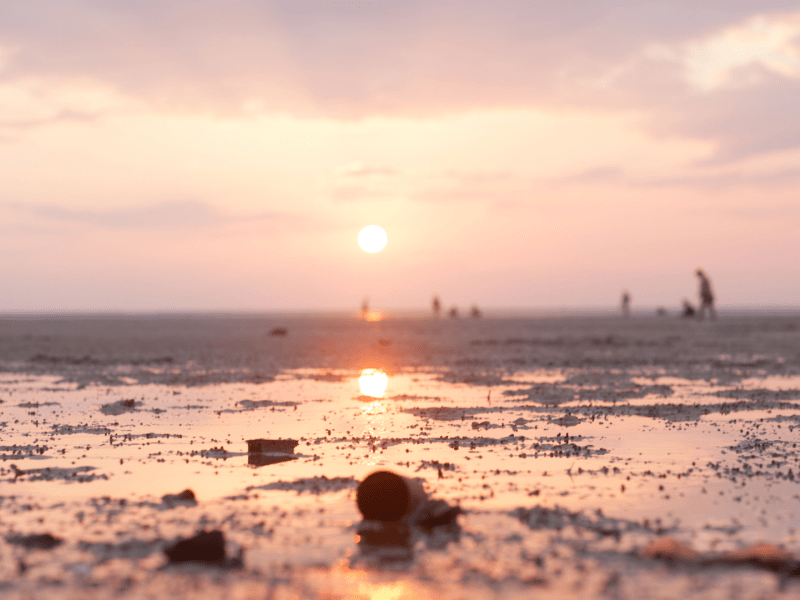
[3,2,800,166]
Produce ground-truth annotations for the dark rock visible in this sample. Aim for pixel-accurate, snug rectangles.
[246,439,298,454]
[357,471,426,522]
[164,530,226,564]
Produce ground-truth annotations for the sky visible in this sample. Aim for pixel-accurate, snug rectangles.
[2,0,800,313]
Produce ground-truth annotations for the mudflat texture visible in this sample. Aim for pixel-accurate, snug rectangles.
[1,313,800,599]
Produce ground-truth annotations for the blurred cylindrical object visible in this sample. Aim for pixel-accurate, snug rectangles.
[356,471,427,521]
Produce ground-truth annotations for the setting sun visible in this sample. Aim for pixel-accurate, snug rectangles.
[357,225,388,253]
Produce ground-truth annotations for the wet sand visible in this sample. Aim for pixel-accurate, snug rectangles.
[2,313,800,599]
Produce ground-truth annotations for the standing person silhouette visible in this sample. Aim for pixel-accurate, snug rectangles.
[695,269,716,321]
[431,295,441,318]
[620,291,631,317]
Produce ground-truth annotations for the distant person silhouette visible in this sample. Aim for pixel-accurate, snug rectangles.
[448,306,459,318]
[361,297,369,318]
[470,305,482,318]
[621,291,631,317]
[432,295,441,318]
[695,269,716,320]
[681,299,696,318]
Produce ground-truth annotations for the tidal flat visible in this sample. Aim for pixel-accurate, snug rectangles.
[1,313,800,599]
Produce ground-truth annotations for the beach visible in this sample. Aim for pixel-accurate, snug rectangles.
[2,312,800,599]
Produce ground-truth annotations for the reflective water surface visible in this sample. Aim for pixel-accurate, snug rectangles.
[2,314,800,598]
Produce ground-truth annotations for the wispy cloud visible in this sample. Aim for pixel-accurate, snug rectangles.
[12,200,302,230]
[0,108,99,134]
[549,167,625,186]
[411,172,532,204]
[332,161,397,177]
[681,13,800,92]
[642,164,800,189]
[330,186,395,203]
[0,74,136,135]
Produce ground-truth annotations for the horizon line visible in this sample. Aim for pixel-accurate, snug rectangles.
[1,304,799,318]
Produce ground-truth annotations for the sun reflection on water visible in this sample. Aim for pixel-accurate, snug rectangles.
[367,581,415,600]
[359,368,388,398]
[360,400,388,417]
[327,563,420,600]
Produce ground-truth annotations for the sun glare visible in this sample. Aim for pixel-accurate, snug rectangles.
[358,225,388,253]
[362,310,384,322]
[359,368,389,398]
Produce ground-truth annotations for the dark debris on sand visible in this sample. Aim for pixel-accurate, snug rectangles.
[164,530,242,568]
[161,489,197,508]
[6,533,63,550]
[100,399,139,415]
[640,537,800,578]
